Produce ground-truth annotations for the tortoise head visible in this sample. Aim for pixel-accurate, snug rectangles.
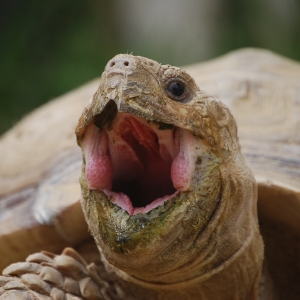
[76,54,262,285]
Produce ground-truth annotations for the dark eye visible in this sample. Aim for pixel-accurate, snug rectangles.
[167,81,185,98]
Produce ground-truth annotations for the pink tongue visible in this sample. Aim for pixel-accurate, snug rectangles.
[171,129,191,190]
[86,154,112,190]
[171,156,190,190]
[84,127,112,190]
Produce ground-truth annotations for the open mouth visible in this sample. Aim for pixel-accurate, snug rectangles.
[82,112,192,215]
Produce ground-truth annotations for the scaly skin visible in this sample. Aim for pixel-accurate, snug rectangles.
[1,54,266,299]
[76,54,265,299]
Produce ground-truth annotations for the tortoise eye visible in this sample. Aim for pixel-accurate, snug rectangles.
[166,81,185,99]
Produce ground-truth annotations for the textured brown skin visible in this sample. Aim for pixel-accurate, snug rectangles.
[1,49,300,299]
[75,54,264,299]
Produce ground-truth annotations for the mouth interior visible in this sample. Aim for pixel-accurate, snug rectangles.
[83,113,190,215]
[112,119,176,207]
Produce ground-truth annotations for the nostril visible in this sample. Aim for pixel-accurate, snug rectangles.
[110,61,115,67]
[124,61,129,66]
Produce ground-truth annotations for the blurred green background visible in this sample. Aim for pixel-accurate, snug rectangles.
[1,0,300,135]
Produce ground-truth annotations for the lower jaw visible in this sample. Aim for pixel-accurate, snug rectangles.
[81,185,220,281]
[81,184,188,254]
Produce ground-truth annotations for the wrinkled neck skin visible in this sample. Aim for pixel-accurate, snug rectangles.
[77,54,265,299]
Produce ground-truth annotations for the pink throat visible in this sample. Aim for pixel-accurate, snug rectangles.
[82,113,192,215]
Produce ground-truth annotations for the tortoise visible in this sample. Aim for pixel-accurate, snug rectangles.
[0,48,299,300]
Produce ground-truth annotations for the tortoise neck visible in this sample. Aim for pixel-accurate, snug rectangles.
[102,231,264,299]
